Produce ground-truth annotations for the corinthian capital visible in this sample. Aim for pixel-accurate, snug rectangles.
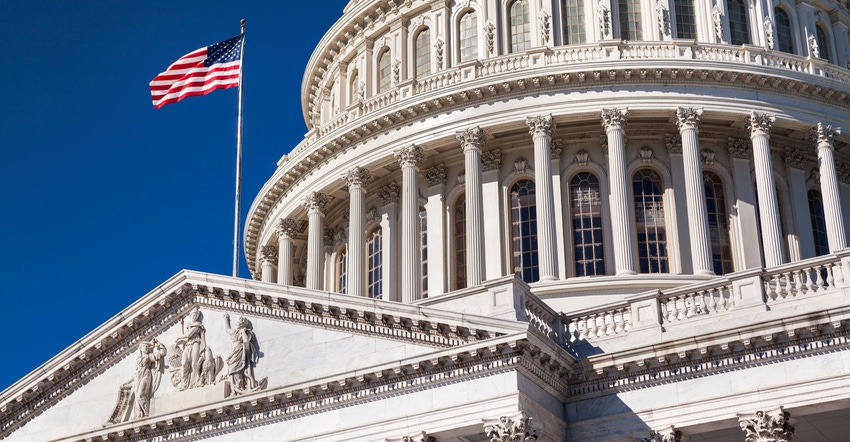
[727,138,751,159]
[483,412,543,442]
[482,149,502,171]
[379,182,401,205]
[342,166,373,189]
[526,114,555,138]
[815,122,840,147]
[303,191,330,214]
[260,245,278,263]
[424,163,448,187]
[456,126,486,151]
[675,107,703,131]
[747,112,775,137]
[278,218,299,238]
[641,427,682,442]
[739,410,795,442]
[394,144,424,168]
[601,108,628,132]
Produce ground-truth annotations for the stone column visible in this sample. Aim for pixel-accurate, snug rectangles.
[277,219,298,285]
[342,166,373,296]
[527,114,560,281]
[424,164,448,297]
[783,148,815,259]
[738,409,795,441]
[260,246,278,283]
[457,127,487,286]
[728,139,762,269]
[602,108,637,275]
[749,112,785,267]
[482,150,504,280]
[394,145,425,303]
[815,123,847,252]
[677,108,714,275]
[303,191,330,290]
[379,183,400,301]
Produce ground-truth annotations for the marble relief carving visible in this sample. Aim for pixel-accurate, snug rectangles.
[739,410,795,441]
[168,307,222,390]
[483,412,542,441]
[223,314,268,396]
[105,340,167,424]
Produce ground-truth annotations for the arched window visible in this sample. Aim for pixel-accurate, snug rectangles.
[726,0,750,45]
[510,179,540,283]
[509,0,531,53]
[562,0,586,44]
[704,172,733,275]
[377,49,391,93]
[816,25,830,61]
[415,28,431,78]
[420,208,429,298]
[618,0,642,40]
[673,0,697,39]
[336,247,347,294]
[774,8,793,53]
[367,228,383,298]
[633,169,668,273]
[570,172,605,276]
[454,194,467,290]
[808,189,829,256]
[459,11,479,63]
[349,71,359,104]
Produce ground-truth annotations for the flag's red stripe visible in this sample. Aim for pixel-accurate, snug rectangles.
[153,83,239,109]
[149,40,242,108]
[151,64,241,87]
[151,74,240,101]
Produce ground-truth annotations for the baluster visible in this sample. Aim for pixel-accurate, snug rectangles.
[805,268,815,293]
[783,272,794,298]
[699,290,709,315]
[815,265,825,291]
[834,261,844,286]
[666,297,677,323]
[576,317,587,340]
[687,293,698,317]
[614,309,624,334]
[770,274,781,299]
[764,275,776,300]
[623,310,631,331]
[605,312,615,336]
[726,285,736,308]
[707,287,717,313]
[677,295,688,321]
[826,263,836,288]
[586,314,598,339]
[793,270,804,295]
[568,318,579,342]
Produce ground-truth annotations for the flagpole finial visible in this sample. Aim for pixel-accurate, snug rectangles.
[241,19,246,29]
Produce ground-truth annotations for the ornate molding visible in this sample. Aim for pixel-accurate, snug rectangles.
[485,22,496,54]
[303,191,330,214]
[434,39,444,69]
[657,0,671,39]
[747,112,775,137]
[278,218,300,239]
[527,114,555,138]
[424,163,448,187]
[482,149,502,172]
[379,182,401,205]
[597,0,612,38]
[639,145,654,163]
[540,12,551,44]
[739,409,795,442]
[701,148,715,166]
[675,107,702,131]
[323,227,335,247]
[665,133,682,154]
[456,126,486,151]
[764,17,775,50]
[514,157,531,174]
[551,139,564,160]
[783,147,805,169]
[727,138,751,159]
[261,245,279,263]
[483,412,543,442]
[574,149,590,166]
[341,166,374,189]
[394,144,424,168]
[601,108,628,132]
[712,4,724,42]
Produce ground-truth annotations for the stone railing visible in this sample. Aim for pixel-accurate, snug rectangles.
[525,292,564,344]
[317,110,352,138]
[562,251,850,343]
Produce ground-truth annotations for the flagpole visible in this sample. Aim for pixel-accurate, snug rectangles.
[233,19,246,278]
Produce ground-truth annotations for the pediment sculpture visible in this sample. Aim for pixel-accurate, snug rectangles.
[104,340,167,424]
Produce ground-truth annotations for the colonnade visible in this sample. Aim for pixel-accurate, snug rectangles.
[258,110,847,299]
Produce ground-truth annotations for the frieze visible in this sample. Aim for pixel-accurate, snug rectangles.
[482,149,502,172]
[424,163,448,187]
[104,340,167,424]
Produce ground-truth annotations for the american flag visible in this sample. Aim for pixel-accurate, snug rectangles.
[150,35,244,109]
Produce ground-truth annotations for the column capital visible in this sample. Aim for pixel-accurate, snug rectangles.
[323,228,335,247]
[456,126,486,151]
[739,409,795,442]
[815,122,841,147]
[278,218,300,238]
[641,427,682,442]
[526,114,555,138]
[303,191,331,214]
[601,108,628,132]
[260,245,278,264]
[675,107,703,131]
[483,412,542,442]
[665,133,683,154]
[341,166,373,189]
[482,149,502,172]
[379,182,401,205]
[747,112,776,137]
[727,138,752,160]
[394,144,424,169]
[424,163,448,187]
[783,147,805,170]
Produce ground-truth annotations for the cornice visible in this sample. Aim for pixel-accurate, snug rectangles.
[247,52,850,276]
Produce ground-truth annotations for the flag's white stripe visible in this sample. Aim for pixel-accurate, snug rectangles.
[151,78,240,103]
[149,66,241,90]
[150,60,241,83]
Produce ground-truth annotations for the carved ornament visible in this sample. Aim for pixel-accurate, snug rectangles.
[837,161,850,184]
[394,144,424,168]
[808,34,820,58]
[575,149,590,166]
[167,308,223,392]
[424,163,448,186]
[701,149,716,166]
[402,432,436,442]
[434,39,444,69]
[665,133,683,154]
[551,139,564,160]
[815,122,840,147]
[783,147,805,169]
[747,112,775,137]
[712,4,724,42]
[540,12,551,44]
[260,245,278,263]
[456,171,466,185]
[485,22,496,54]
[809,168,821,185]
[342,166,374,189]
[457,126,486,151]
[515,157,530,174]
[527,114,555,138]
[303,191,331,214]
[727,138,751,159]
[600,134,609,156]
[105,340,167,424]
[483,412,543,442]
[739,410,795,442]
[380,182,401,205]
[639,146,654,163]
[657,0,671,39]
[324,227,335,246]
[641,427,682,442]
[481,149,502,172]
[222,314,268,397]
[597,0,612,38]
[393,59,401,83]
[278,218,300,239]
[601,108,628,131]
[764,17,775,50]
[676,107,703,131]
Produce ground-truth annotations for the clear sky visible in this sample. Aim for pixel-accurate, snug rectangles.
[0,0,349,392]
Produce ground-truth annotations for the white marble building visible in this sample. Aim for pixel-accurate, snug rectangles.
[4,0,850,440]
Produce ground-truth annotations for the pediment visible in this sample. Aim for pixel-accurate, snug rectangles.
[0,271,528,441]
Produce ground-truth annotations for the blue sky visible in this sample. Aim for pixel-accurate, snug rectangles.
[0,1,349,392]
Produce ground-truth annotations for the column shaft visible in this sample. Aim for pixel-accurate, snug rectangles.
[749,113,785,267]
[395,145,424,302]
[816,124,847,252]
[458,128,486,286]
[678,108,714,275]
[277,219,298,285]
[528,115,559,281]
[342,167,372,296]
[602,109,637,275]
[303,192,330,290]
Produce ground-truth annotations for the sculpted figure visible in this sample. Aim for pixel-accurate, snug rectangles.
[168,307,222,390]
[223,314,267,395]
[105,340,166,425]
